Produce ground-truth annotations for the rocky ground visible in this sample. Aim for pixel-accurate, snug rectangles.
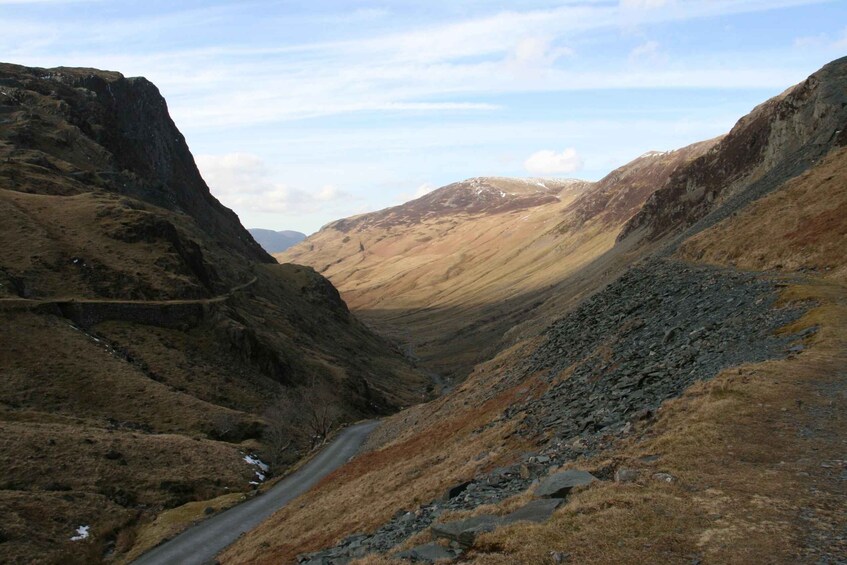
[298,258,809,564]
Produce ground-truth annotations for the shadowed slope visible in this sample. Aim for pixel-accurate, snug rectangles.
[0,62,427,563]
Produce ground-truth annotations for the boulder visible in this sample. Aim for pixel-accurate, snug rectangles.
[431,515,500,547]
[501,498,563,525]
[442,480,472,501]
[535,470,598,498]
[614,468,640,483]
[396,542,459,563]
[652,472,676,483]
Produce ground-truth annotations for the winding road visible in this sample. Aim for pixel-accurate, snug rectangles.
[132,420,379,565]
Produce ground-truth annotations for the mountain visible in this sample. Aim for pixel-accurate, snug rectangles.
[229,57,847,563]
[0,62,428,563]
[248,228,306,254]
[279,145,715,380]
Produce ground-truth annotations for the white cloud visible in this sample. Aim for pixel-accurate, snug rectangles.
[414,183,436,198]
[524,148,584,175]
[629,40,664,62]
[195,153,352,214]
[794,27,847,50]
[506,37,574,72]
[394,182,437,204]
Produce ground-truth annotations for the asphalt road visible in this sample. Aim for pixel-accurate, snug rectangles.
[132,420,380,565]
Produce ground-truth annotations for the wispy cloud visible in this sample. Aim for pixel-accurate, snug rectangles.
[524,148,584,175]
[629,40,662,61]
[195,153,354,215]
[1,0,829,130]
[794,26,847,50]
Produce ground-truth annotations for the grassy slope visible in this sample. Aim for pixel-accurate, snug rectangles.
[280,144,713,380]
[678,146,847,284]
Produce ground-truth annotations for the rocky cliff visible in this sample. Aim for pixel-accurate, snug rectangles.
[619,55,847,243]
[0,63,270,263]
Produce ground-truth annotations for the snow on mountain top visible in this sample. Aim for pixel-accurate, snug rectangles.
[640,150,674,158]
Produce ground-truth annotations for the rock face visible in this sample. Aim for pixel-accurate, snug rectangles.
[0,63,270,263]
[620,56,847,244]
[395,543,460,563]
[431,514,501,547]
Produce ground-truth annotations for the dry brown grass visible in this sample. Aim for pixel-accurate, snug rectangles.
[466,280,847,564]
[275,151,706,381]
[679,146,847,283]
[223,281,847,564]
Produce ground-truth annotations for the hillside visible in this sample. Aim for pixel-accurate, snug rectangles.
[226,57,847,564]
[248,229,306,254]
[0,63,428,563]
[279,146,714,380]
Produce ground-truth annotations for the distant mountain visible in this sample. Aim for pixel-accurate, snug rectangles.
[278,152,712,380]
[249,228,307,254]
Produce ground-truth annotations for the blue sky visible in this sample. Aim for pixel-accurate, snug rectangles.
[2,0,845,234]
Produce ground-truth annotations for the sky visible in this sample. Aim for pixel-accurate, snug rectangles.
[2,0,845,234]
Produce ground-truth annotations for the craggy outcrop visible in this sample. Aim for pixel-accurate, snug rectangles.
[619,56,847,243]
[0,62,271,263]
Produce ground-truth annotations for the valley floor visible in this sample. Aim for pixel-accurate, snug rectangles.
[218,259,847,564]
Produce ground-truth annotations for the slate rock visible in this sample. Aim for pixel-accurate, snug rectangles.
[431,515,500,547]
[443,481,472,501]
[501,498,563,525]
[653,472,676,483]
[396,542,459,563]
[535,470,598,498]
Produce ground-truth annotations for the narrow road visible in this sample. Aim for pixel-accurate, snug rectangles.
[132,420,380,565]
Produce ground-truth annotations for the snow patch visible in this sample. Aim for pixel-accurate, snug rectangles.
[243,453,269,485]
[70,525,90,541]
[243,454,269,472]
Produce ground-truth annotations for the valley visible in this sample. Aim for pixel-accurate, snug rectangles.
[231,56,847,563]
[0,46,844,565]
